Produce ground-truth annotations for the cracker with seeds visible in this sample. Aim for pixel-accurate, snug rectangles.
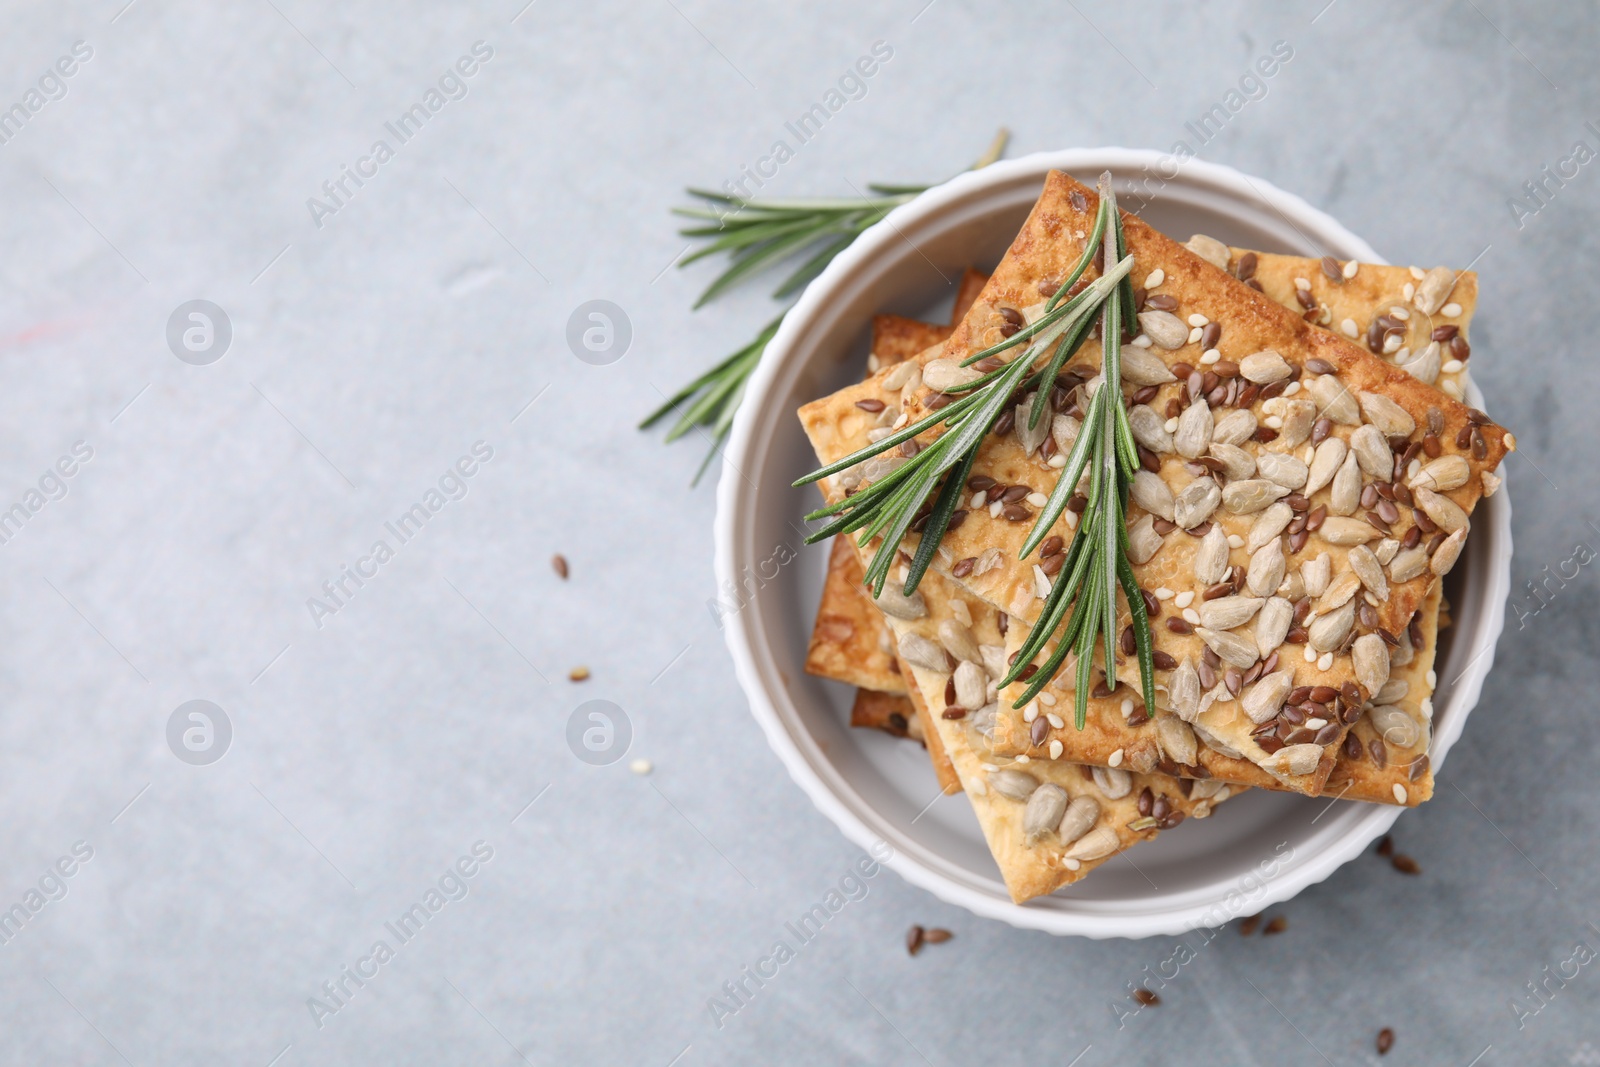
[797,171,1513,795]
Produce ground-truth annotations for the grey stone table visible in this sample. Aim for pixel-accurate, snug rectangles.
[0,0,1594,1063]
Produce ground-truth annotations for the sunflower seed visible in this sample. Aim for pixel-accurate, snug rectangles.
[874,586,927,620]
[1430,527,1467,575]
[1262,743,1323,778]
[1015,390,1053,455]
[1240,350,1292,383]
[1023,783,1069,844]
[1242,668,1296,723]
[1411,454,1470,493]
[1304,437,1347,497]
[1122,345,1178,386]
[1256,596,1293,657]
[1185,233,1231,270]
[1306,373,1360,425]
[1200,595,1264,630]
[882,359,920,390]
[1063,825,1121,862]
[1400,341,1441,385]
[1254,451,1307,490]
[1245,539,1286,597]
[1125,513,1165,566]
[1327,452,1361,516]
[1195,626,1259,668]
[1368,705,1418,748]
[953,661,987,709]
[1175,478,1224,528]
[1223,479,1290,515]
[1057,795,1101,845]
[937,620,981,665]
[989,768,1040,801]
[1193,522,1232,584]
[1277,399,1317,450]
[1301,552,1332,597]
[1092,765,1133,800]
[1350,425,1394,480]
[1309,601,1355,652]
[1156,713,1198,765]
[1353,633,1391,699]
[1168,658,1202,722]
[1209,442,1257,481]
[922,358,982,393]
[1358,392,1416,436]
[1212,409,1258,446]
[1132,470,1176,522]
[1412,266,1455,315]
[1052,413,1082,456]
[898,632,948,672]
[1138,310,1190,349]
[1128,404,1172,453]
[1317,569,1361,614]
[1248,502,1293,552]
[1342,548,1386,602]
[1413,486,1467,532]
[1174,397,1214,458]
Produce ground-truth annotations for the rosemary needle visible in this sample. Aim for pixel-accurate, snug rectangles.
[643,130,1010,484]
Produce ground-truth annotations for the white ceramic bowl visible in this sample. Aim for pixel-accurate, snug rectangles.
[714,149,1512,938]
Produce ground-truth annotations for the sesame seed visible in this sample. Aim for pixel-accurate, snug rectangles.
[1188,313,1209,327]
[1144,268,1165,288]
[1265,415,1283,429]
[1023,702,1039,722]
[1188,327,1203,344]
[1015,753,1030,763]
[1175,590,1195,608]
[1131,335,1153,348]
[1392,783,1408,803]
[1340,318,1359,337]
[1305,717,1327,729]
[1442,359,1464,373]
[1227,534,1245,548]
[1426,669,1437,687]
[1026,492,1049,507]
[630,758,652,775]
[1164,417,1180,433]
[1342,260,1359,280]
[1403,282,1416,302]
[989,500,1004,518]
[1155,587,1175,600]
[1047,713,1064,729]
[1317,651,1334,670]
[1441,302,1462,317]
[1049,739,1064,759]
[1182,608,1201,624]
[1200,349,1221,365]
[1303,645,1317,662]
[1409,266,1425,281]
[1293,277,1311,290]
[1064,858,1080,870]
[1382,334,1402,354]
[892,412,909,429]
[1389,306,1410,320]
[970,492,985,508]
[1048,453,1067,468]
[1284,381,1301,396]
[1109,746,1126,766]
[570,666,591,682]
[1039,691,1056,706]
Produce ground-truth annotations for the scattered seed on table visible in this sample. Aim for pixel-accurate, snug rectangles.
[1239,914,1262,936]
[1133,988,1160,1006]
[1376,835,1394,856]
[924,928,953,945]
[906,925,925,956]
[629,758,652,775]
[1391,854,1421,875]
[552,553,569,579]
[1376,1027,1395,1055]
[569,666,590,682]
[1263,916,1288,935]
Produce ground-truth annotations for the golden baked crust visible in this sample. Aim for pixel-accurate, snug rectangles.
[804,535,907,694]
[849,687,918,738]
[797,171,1512,795]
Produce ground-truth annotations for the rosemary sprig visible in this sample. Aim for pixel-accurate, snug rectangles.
[793,183,1135,615]
[998,175,1153,729]
[642,130,1009,484]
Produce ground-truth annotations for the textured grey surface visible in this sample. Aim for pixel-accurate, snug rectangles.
[0,0,1594,1064]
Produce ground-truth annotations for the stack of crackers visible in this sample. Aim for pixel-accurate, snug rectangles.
[798,172,1513,904]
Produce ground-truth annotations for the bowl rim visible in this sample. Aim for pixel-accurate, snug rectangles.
[713,147,1512,937]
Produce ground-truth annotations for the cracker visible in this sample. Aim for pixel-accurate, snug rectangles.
[844,548,1234,901]
[849,688,919,739]
[805,535,907,694]
[797,171,1513,795]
